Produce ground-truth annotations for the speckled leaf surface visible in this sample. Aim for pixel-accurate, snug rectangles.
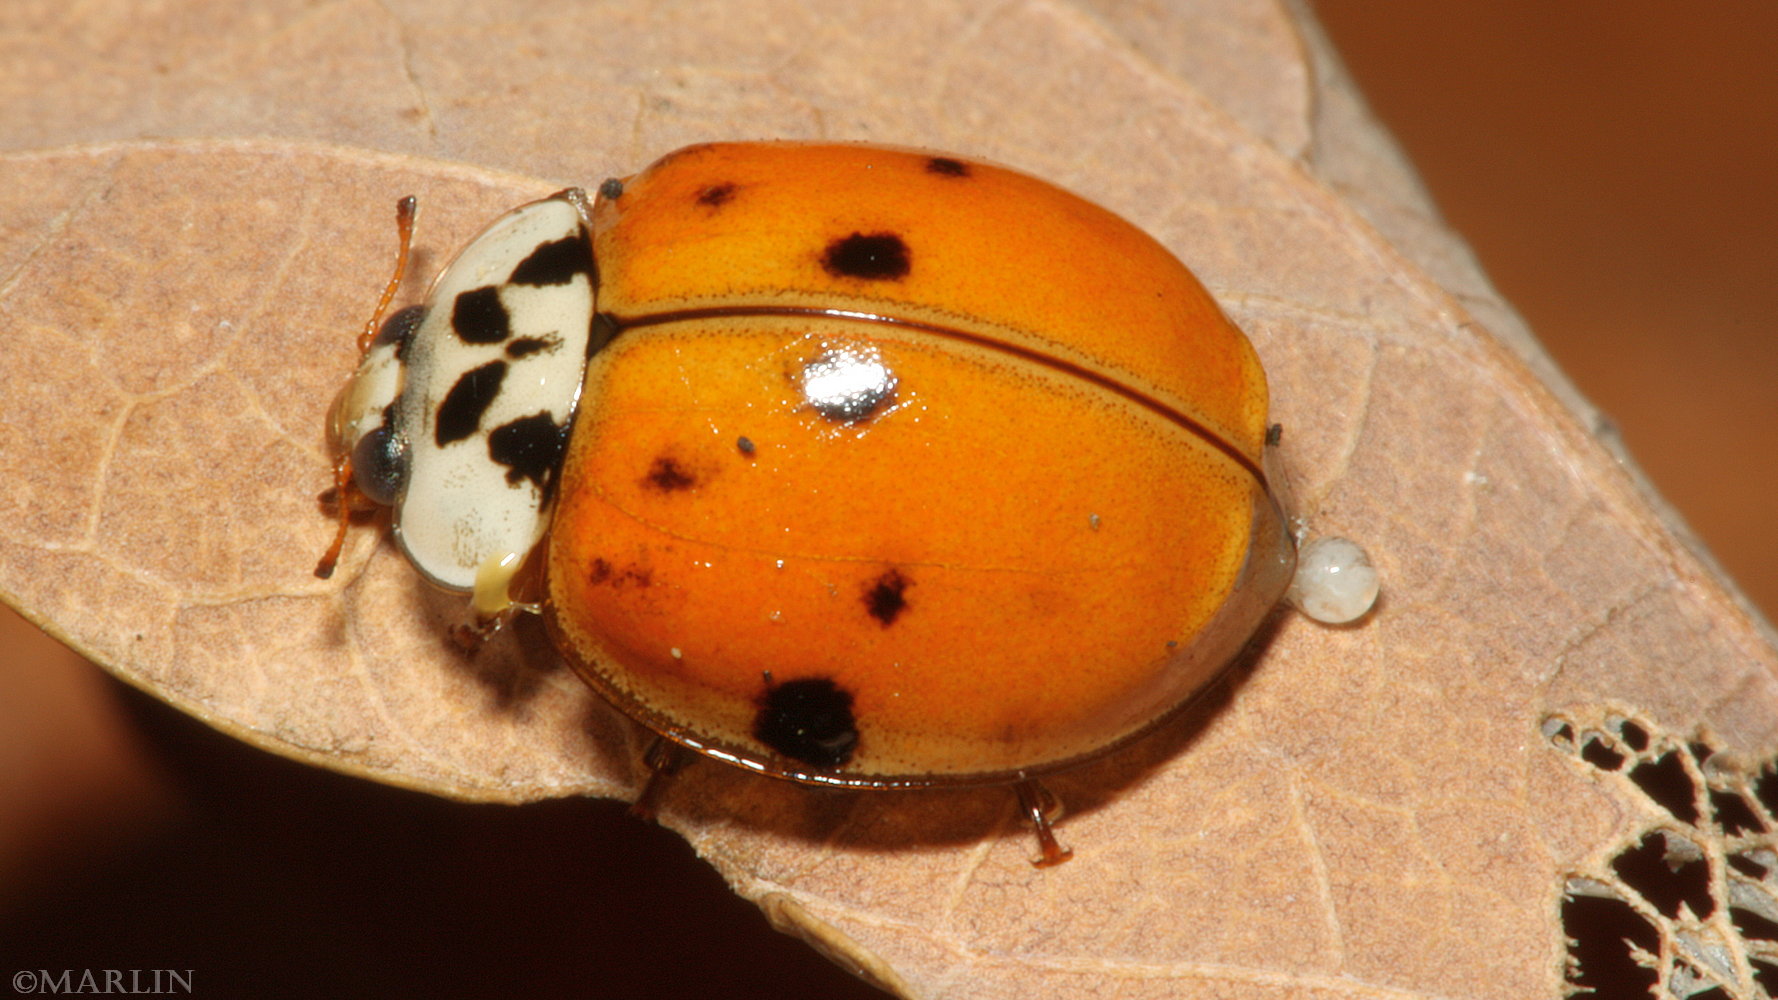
[3,1,1776,996]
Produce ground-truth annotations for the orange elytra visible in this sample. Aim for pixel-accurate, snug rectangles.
[320,142,1333,866]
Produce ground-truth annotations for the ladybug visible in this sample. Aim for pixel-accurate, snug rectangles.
[316,142,1378,866]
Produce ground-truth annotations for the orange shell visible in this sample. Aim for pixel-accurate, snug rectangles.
[545,143,1292,785]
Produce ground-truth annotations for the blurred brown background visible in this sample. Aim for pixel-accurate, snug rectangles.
[3,3,1773,995]
[1319,0,1778,623]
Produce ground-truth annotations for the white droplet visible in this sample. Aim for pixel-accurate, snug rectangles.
[1286,536,1380,625]
[670,647,683,659]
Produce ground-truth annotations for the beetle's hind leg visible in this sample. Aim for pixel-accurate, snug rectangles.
[1014,777,1074,867]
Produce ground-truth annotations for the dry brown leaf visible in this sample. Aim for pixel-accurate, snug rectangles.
[4,0,1777,996]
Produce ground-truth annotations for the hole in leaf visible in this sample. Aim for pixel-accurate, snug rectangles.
[1562,893,1660,999]
[1755,764,1778,818]
[1582,737,1626,772]
[1611,831,1714,919]
[1732,906,1778,942]
[1711,788,1766,836]
[1754,959,1778,994]
[1629,752,1700,824]
[1616,719,1649,751]
[1729,853,1770,879]
[1669,961,1730,1000]
[1544,718,1575,745]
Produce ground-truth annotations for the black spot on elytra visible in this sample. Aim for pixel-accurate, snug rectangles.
[487,411,569,498]
[509,235,594,287]
[374,304,425,353]
[643,456,696,492]
[736,436,755,456]
[587,557,652,589]
[822,232,910,281]
[505,336,551,358]
[598,177,625,200]
[452,286,510,344]
[754,677,858,768]
[435,360,508,445]
[696,182,737,208]
[925,157,970,178]
[864,569,910,626]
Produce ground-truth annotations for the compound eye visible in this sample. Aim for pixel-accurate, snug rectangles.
[351,421,407,507]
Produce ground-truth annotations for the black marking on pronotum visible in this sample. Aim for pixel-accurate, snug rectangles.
[602,305,1268,488]
[435,361,508,445]
[822,232,910,281]
[697,182,737,208]
[925,157,970,178]
[452,286,511,344]
[375,304,426,355]
[754,677,858,768]
[509,235,594,287]
[865,569,910,626]
[487,411,569,498]
[643,456,696,492]
[505,336,552,359]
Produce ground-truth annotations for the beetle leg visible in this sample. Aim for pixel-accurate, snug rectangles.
[313,456,362,579]
[631,737,692,821]
[314,196,418,581]
[448,548,547,650]
[1014,777,1074,867]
